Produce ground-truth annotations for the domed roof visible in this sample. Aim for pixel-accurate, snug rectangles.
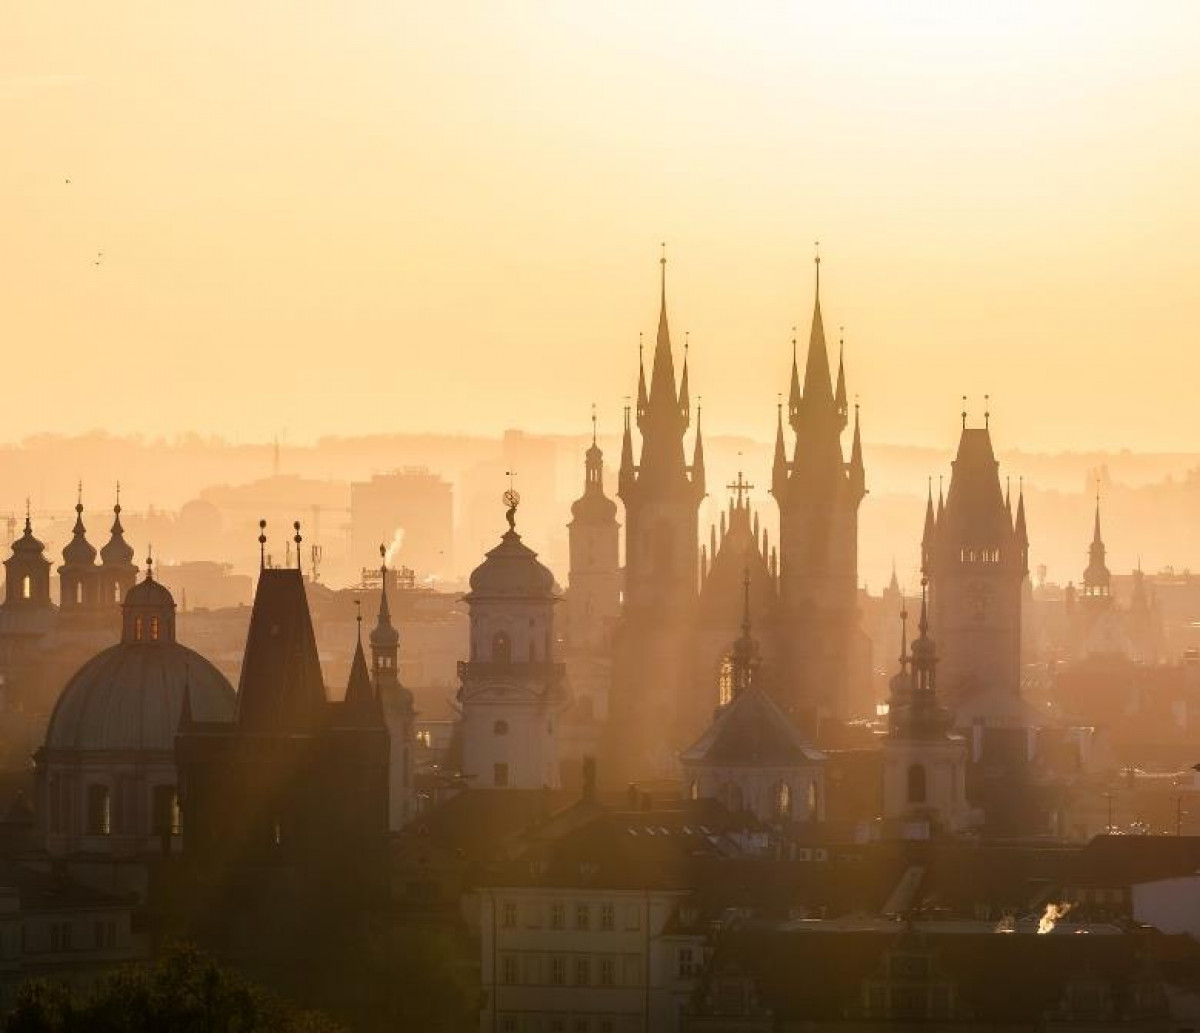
[100,504,135,567]
[61,504,97,567]
[467,529,556,600]
[125,575,174,609]
[45,641,236,752]
[9,516,46,557]
[570,487,617,523]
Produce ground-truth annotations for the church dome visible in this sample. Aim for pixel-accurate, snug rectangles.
[100,505,135,567]
[61,504,97,567]
[45,642,235,752]
[125,575,174,609]
[467,529,555,600]
[10,518,46,556]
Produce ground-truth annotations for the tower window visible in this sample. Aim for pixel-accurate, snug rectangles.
[21,575,30,600]
[494,719,509,736]
[908,763,928,804]
[86,785,111,836]
[113,582,121,603]
[772,781,792,819]
[75,582,83,605]
[134,617,143,641]
[150,616,160,641]
[492,631,511,663]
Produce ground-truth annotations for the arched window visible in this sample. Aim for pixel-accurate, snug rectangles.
[807,781,819,819]
[907,763,927,804]
[75,582,83,605]
[134,617,143,641]
[86,785,111,836]
[689,781,699,801]
[492,631,511,664]
[150,616,160,641]
[772,781,792,819]
[113,581,121,603]
[21,575,31,600]
[494,719,509,736]
[717,656,734,707]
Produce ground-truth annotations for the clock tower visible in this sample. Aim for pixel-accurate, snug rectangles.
[921,413,1027,706]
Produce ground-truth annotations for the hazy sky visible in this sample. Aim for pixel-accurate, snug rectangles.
[3,2,1199,450]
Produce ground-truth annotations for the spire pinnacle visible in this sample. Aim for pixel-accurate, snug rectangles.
[145,545,154,581]
[258,520,267,570]
[591,402,597,446]
[293,521,303,572]
[899,605,909,669]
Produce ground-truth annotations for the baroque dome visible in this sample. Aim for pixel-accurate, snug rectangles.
[467,529,555,600]
[45,642,235,752]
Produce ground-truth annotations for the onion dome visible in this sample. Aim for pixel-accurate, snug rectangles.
[467,497,555,600]
[61,499,97,567]
[44,567,234,751]
[11,512,46,556]
[571,417,618,523]
[100,491,135,567]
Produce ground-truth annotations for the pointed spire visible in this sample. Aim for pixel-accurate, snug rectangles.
[1015,478,1029,549]
[848,401,865,495]
[709,523,717,557]
[922,477,937,544]
[647,243,680,413]
[691,403,705,497]
[787,327,802,420]
[635,334,648,420]
[772,397,789,497]
[618,405,635,497]
[801,244,834,405]
[378,544,391,624]
[835,327,848,426]
[23,497,31,536]
[1005,476,1012,519]
[345,605,376,709]
[936,476,945,523]
[1092,483,1104,548]
[898,605,909,669]
[678,332,691,419]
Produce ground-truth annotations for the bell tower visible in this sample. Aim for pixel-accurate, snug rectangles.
[773,253,867,728]
[922,410,1028,704]
[608,250,705,779]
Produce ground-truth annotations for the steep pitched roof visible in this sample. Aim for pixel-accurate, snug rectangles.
[235,568,326,731]
[681,687,825,767]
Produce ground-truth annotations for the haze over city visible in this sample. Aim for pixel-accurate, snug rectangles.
[6,4,1200,1032]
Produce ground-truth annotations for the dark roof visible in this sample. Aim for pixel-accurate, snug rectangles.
[1068,835,1200,887]
[235,567,327,731]
[699,924,1178,1024]
[466,529,555,600]
[46,640,235,751]
[681,687,824,767]
[939,427,1012,548]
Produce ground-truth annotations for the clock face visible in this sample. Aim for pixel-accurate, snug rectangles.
[967,581,994,622]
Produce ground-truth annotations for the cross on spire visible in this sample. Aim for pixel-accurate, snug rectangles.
[726,471,755,507]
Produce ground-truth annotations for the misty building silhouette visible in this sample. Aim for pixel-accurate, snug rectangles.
[175,538,389,895]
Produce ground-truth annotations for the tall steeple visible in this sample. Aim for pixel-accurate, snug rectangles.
[923,414,1027,703]
[370,545,401,689]
[345,604,377,711]
[1083,487,1110,598]
[3,501,52,610]
[773,248,868,726]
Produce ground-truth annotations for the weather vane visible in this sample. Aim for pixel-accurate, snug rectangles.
[503,471,520,531]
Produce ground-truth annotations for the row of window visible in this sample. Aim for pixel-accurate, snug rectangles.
[46,920,117,954]
[500,901,634,932]
[499,952,641,989]
[74,783,180,837]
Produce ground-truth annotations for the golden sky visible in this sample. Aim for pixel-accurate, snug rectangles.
[3,2,1199,450]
